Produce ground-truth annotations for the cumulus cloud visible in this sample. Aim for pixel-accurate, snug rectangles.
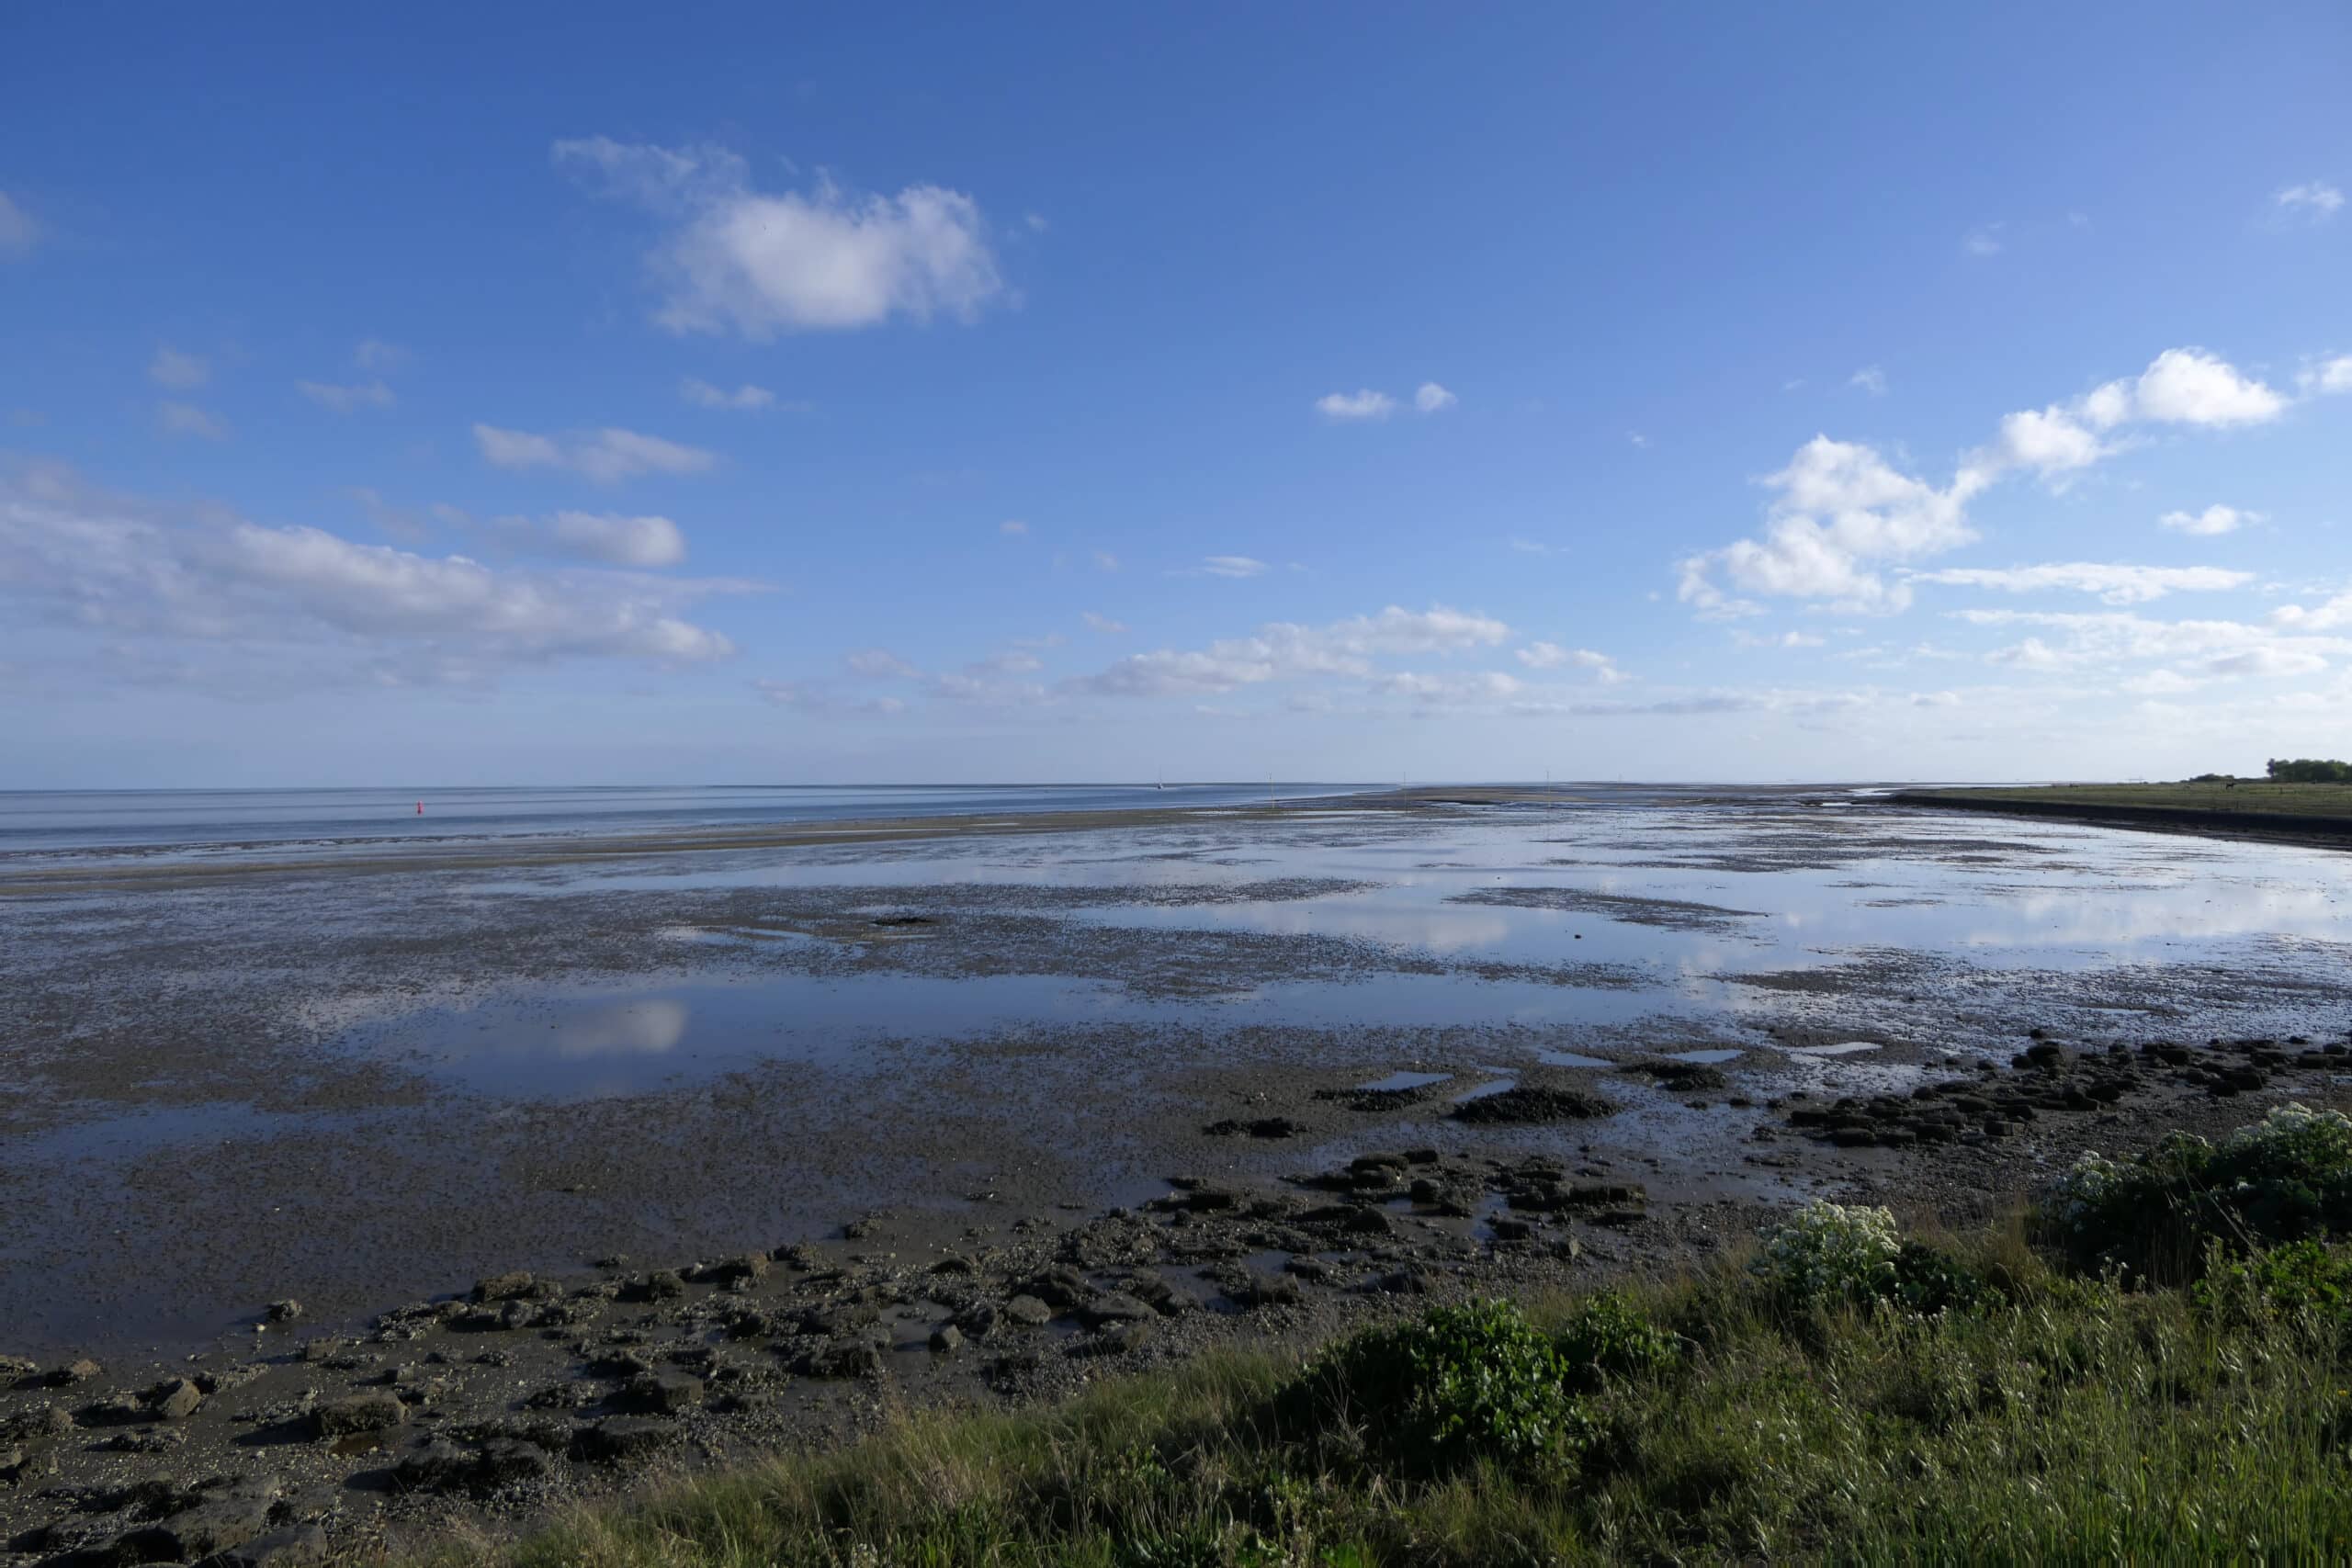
[544,511,687,568]
[157,401,228,440]
[473,423,717,483]
[1200,555,1267,579]
[149,345,209,389]
[2270,589,2352,633]
[1071,605,1510,698]
[554,137,1005,338]
[2160,504,2262,536]
[1415,382,1458,413]
[0,190,40,256]
[1679,346,2294,616]
[298,378,395,413]
[1316,389,1396,422]
[1910,562,2254,605]
[2278,181,2345,220]
[0,460,743,689]
[2300,356,2352,396]
[1679,436,1981,615]
[678,378,777,411]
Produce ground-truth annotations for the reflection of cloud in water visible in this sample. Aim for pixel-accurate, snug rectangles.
[552,999,689,1056]
[1968,883,2352,949]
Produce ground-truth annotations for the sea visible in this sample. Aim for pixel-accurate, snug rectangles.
[0,783,1373,859]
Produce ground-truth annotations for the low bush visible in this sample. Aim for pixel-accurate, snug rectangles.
[2051,1103,2352,1277]
[2193,1239,2352,1331]
[1283,1298,1593,1481]
[1554,1290,1679,1393]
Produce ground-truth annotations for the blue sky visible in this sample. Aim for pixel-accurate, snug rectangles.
[3,3,2348,786]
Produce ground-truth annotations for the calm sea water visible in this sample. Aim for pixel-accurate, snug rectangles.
[0,783,1370,857]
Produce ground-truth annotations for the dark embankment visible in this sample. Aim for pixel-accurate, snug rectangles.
[1892,783,2352,848]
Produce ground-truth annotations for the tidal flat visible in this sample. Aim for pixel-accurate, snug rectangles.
[5,787,2351,1555]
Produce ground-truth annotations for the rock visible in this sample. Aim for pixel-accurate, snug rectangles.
[804,1339,885,1380]
[1283,1255,1331,1281]
[1002,1294,1053,1326]
[48,1358,101,1387]
[1077,1292,1156,1326]
[1203,1116,1303,1138]
[264,1300,303,1325]
[194,1523,331,1567]
[624,1373,703,1415]
[1489,1217,1535,1242]
[0,1354,39,1382]
[954,1302,1001,1339]
[929,1325,963,1354]
[395,1438,549,1494]
[690,1254,769,1285]
[471,1270,542,1303]
[314,1392,406,1438]
[1094,1319,1153,1355]
[148,1377,204,1422]
[1451,1087,1617,1125]
[116,1492,276,1561]
[1243,1273,1302,1308]
[571,1416,674,1464]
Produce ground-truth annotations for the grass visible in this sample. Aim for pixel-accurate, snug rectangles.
[411,1213,2352,1566]
[1895,780,2352,825]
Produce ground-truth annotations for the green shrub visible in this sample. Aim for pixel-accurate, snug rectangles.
[2052,1104,2352,1277]
[1750,1201,1901,1306]
[1283,1298,1593,1480]
[1891,1240,2002,1315]
[2193,1240,2352,1330]
[1555,1291,1679,1392]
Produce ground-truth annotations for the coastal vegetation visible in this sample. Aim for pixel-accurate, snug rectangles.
[433,1106,2352,1567]
[1896,774,2352,833]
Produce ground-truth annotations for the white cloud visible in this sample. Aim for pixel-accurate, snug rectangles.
[1091,551,1119,573]
[473,423,717,483]
[1850,366,1887,396]
[1912,562,2254,605]
[1679,435,1982,615]
[754,679,904,716]
[1200,555,1268,579]
[2131,348,2288,426]
[1000,519,1029,536]
[1316,389,1397,422]
[1072,604,1509,698]
[554,137,1005,338]
[149,345,209,389]
[1415,382,1458,413]
[157,401,228,440]
[545,511,687,568]
[2278,181,2345,220]
[353,339,410,372]
[2160,504,2262,536]
[298,378,395,413]
[1081,611,1126,635]
[2270,589,2352,632]
[0,459,743,687]
[844,648,921,679]
[1679,345,2294,616]
[1961,607,2347,682]
[1378,670,1523,705]
[2299,355,2352,396]
[1513,642,1623,681]
[1963,224,2004,256]
[0,190,40,256]
[1732,629,1826,649]
[678,377,777,411]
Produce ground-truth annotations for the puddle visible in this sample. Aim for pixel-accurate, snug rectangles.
[1453,1077,1519,1102]
[1667,1048,1744,1065]
[1538,1050,1613,1068]
[1355,1070,1450,1093]
[1787,1042,1883,1057]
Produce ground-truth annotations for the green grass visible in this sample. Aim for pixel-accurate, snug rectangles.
[1898,781,2352,823]
[412,1218,2352,1567]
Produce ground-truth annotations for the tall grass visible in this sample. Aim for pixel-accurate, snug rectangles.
[411,1220,2352,1567]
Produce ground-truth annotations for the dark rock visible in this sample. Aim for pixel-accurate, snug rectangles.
[116,1492,274,1561]
[194,1522,331,1566]
[1242,1273,1302,1308]
[262,1300,303,1325]
[48,1358,101,1387]
[1002,1294,1053,1326]
[147,1378,203,1422]
[314,1392,406,1438]
[1077,1292,1156,1326]
[1204,1116,1303,1139]
[623,1373,703,1415]
[929,1325,963,1354]
[1451,1086,1616,1125]
[803,1339,885,1380]
[470,1270,542,1303]
[571,1416,675,1464]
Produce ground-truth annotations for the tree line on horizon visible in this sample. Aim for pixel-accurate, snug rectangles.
[2186,759,2352,784]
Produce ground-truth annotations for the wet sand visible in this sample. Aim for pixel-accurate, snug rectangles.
[6,788,2351,1559]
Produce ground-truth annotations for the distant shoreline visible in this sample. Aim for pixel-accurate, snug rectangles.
[1889,784,2352,851]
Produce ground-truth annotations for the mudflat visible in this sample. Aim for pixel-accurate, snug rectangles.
[6,788,2351,1560]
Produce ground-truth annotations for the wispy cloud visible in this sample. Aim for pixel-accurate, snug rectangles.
[157,401,228,440]
[554,136,1005,337]
[353,339,411,373]
[1513,641,1624,682]
[1000,519,1029,536]
[1081,611,1126,634]
[149,345,209,390]
[679,377,785,412]
[2277,181,2345,220]
[0,190,40,257]
[1199,555,1267,579]
[298,378,395,413]
[1962,223,2005,256]
[2160,504,2263,536]
[1315,389,1396,422]
[1071,605,1510,698]
[1849,366,1888,396]
[1415,381,1458,413]
[473,423,718,483]
[1911,562,2254,605]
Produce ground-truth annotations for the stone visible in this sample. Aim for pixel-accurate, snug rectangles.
[48,1358,100,1386]
[195,1522,331,1566]
[929,1325,963,1354]
[148,1377,204,1421]
[395,1438,550,1494]
[264,1300,303,1324]
[804,1339,885,1380]
[1243,1273,1302,1308]
[116,1492,275,1561]
[624,1373,703,1415]
[1002,1294,1053,1326]
[314,1392,406,1438]
[1077,1292,1156,1326]
[471,1270,541,1303]
[572,1416,675,1463]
